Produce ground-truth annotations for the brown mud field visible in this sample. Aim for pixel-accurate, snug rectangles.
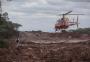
[0,31,90,62]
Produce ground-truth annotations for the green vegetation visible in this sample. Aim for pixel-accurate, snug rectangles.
[0,39,8,48]
[0,13,21,48]
[70,28,90,34]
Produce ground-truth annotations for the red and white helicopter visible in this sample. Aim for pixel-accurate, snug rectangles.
[55,11,84,32]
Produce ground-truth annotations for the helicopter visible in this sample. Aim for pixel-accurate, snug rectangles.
[55,11,84,32]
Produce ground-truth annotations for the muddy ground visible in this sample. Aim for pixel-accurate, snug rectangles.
[0,31,90,62]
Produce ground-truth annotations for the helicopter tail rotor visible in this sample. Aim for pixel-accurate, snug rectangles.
[76,16,79,28]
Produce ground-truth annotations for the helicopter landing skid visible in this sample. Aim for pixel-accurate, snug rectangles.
[55,29,67,33]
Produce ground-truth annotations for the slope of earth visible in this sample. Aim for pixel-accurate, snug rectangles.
[18,41,90,62]
[0,40,90,62]
[0,31,90,62]
[19,31,90,43]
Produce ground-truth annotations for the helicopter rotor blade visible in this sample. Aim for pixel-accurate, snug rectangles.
[67,14,85,15]
[58,11,72,16]
[58,14,84,16]
[64,11,72,15]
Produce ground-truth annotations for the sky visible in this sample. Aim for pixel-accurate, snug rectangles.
[2,0,90,32]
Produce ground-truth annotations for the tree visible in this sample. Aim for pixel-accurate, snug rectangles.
[0,12,21,38]
[0,12,21,48]
[0,0,21,48]
[0,0,12,14]
[69,28,90,34]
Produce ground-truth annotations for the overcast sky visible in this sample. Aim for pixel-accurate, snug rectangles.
[2,0,90,32]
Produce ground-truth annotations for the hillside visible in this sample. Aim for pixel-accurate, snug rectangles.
[0,31,90,62]
[19,31,90,43]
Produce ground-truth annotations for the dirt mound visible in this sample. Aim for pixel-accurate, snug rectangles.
[0,32,90,62]
[0,40,90,62]
[17,40,90,62]
[19,31,90,43]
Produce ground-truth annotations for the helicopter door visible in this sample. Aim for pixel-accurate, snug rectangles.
[63,18,69,26]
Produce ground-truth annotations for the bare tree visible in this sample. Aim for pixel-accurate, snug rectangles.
[0,0,12,14]
[0,0,2,14]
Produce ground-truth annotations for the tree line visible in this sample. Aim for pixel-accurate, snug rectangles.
[0,12,21,48]
[70,28,90,34]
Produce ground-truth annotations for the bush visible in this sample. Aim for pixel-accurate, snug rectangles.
[0,39,8,48]
[0,13,21,39]
[0,13,21,48]
[69,28,90,34]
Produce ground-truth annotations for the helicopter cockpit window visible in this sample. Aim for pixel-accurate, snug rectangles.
[57,18,63,23]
